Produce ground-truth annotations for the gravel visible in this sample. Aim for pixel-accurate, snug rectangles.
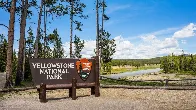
[1,88,196,110]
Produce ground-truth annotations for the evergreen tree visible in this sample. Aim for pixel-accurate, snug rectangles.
[4,0,17,88]
[24,27,34,80]
[0,34,7,72]
[99,0,116,74]
[73,35,84,58]
[48,29,64,58]
[66,0,88,58]
[35,0,44,58]
[12,50,18,81]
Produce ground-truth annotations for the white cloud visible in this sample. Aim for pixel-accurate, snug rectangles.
[63,40,96,58]
[63,23,196,59]
[63,35,182,59]
[172,23,196,38]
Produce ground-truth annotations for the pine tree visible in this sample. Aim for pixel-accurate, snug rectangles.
[99,0,116,74]
[15,0,29,86]
[0,34,7,72]
[35,0,44,58]
[73,35,84,58]
[48,29,64,58]
[12,50,18,81]
[4,0,17,88]
[66,0,88,58]
[24,27,34,80]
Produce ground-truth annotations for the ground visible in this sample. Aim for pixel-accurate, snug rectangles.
[1,88,196,110]
[0,72,6,89]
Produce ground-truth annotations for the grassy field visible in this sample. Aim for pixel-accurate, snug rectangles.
[111,64,160,74]
[100,78,164,86]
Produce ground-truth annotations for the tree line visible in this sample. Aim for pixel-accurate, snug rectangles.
[111,58,161,67]
[0,0,116,88]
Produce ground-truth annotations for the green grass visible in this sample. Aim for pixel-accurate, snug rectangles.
[111,68,129,74]
[111,64,160,74]
[100,78,164,86]
[161,70,196,76]
[176,71,196,76]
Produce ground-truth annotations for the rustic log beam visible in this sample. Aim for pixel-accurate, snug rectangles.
[40,83,47,103]
[1,85,196,93]
[95,56,100,97]
[72,78,77,100]
[36,83,95,90]
[100,85,196,90]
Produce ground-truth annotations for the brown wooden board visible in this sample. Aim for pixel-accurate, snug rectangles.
[29,58,96,85]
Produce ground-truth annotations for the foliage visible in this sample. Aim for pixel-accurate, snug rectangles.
[26,27,35,58]
[0,34,7,72]
[73,35,84,58]
[45,0,88,31]
[49,29,64,58]
[101,62,112,74]
[160,53,196,75]
[12,50,18,80]
[111,57,161,67]
[98,0,116,74]
[0,0,37,18]
[100,30,116,63]
[24,27,34,81]
[100,78,164,86]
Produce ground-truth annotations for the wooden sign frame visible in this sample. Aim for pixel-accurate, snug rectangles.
[29,56,100,102]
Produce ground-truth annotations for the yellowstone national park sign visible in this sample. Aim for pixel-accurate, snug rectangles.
[29,58,96,85]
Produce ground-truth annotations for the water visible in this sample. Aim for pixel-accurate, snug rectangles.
[103,68,161,79]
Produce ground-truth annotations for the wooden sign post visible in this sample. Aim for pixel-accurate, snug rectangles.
[29,57,100,102]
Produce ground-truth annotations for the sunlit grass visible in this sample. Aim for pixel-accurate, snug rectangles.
[111,64,160,74]
[100,78,164,86]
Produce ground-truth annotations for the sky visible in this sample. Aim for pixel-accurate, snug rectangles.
[0,0,196,59]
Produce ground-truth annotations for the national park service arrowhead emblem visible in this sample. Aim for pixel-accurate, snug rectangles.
[76,58,92,81]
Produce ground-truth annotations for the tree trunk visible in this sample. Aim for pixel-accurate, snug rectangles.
[43,0,47,58]
[101,0,104,36]
[15,0,28,86]
[70,0,73,58]
[100,0,104,72]
[4,0,17,88]
[22,38,26,80]
[96,0,100,74]
[35,0,44,58]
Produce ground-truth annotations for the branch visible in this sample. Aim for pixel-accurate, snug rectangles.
[0,24,8,29]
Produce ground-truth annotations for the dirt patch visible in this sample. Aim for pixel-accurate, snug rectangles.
[1,88,196,110]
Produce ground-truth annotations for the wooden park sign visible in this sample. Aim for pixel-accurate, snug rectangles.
[29,56,100,102]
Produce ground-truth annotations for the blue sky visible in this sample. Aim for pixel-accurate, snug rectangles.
[0,0,196,59]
